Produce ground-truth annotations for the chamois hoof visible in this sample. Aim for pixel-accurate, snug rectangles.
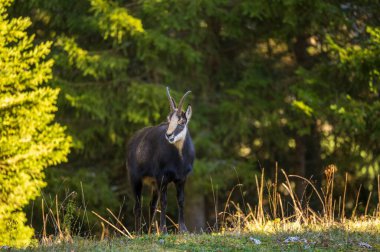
[160,226,168,234]
[179,225,188,233]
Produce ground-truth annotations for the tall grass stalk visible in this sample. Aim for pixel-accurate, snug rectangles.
[220,165,380,234]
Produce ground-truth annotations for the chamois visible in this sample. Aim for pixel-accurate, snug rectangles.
[126,87,195,234]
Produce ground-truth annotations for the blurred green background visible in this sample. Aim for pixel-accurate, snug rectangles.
[2,0,380,246]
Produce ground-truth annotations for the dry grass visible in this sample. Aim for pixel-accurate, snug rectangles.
[220,164,380,236]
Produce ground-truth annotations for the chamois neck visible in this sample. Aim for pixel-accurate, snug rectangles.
[173,126,188,158]
[174,138,185,158]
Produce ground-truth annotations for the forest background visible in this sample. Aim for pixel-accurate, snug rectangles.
[1,0,380,247]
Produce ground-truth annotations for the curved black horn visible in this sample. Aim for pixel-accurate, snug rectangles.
[177,90,191,114]
[166,87,176,111]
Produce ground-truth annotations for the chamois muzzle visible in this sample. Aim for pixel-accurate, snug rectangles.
[165,132,175,143]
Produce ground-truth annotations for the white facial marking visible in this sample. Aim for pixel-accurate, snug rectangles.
[167,113,179,135]
[172,125,187,143]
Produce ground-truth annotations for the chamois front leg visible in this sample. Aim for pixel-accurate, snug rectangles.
[159,184,168,234]
[175,180,188,233]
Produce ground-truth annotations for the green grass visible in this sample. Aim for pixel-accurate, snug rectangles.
[21,224,380,251]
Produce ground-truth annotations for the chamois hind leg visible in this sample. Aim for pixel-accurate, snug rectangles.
[159,183,168,234]
[149,188,158,232]
[133,180,142,234]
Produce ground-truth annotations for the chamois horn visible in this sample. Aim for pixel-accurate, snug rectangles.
[166,87,176,111]
[177,90,191,115]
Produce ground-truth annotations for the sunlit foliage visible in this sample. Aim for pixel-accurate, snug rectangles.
[0,0,71,247]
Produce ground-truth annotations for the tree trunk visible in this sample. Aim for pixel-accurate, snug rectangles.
[184,190,206,232]
[307,122,322,184]
[292,34,312,199]
[295,136,307,199]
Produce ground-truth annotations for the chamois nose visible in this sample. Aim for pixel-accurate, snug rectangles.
[165,132,174,142]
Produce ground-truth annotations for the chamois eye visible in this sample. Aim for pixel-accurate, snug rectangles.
[179,119,186,125]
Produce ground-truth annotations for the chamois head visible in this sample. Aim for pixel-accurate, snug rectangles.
[165,87,192,144]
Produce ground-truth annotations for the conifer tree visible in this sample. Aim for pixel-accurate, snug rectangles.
[0,0,71,247]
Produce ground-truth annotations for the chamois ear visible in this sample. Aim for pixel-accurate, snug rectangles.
[185,105,192,121]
